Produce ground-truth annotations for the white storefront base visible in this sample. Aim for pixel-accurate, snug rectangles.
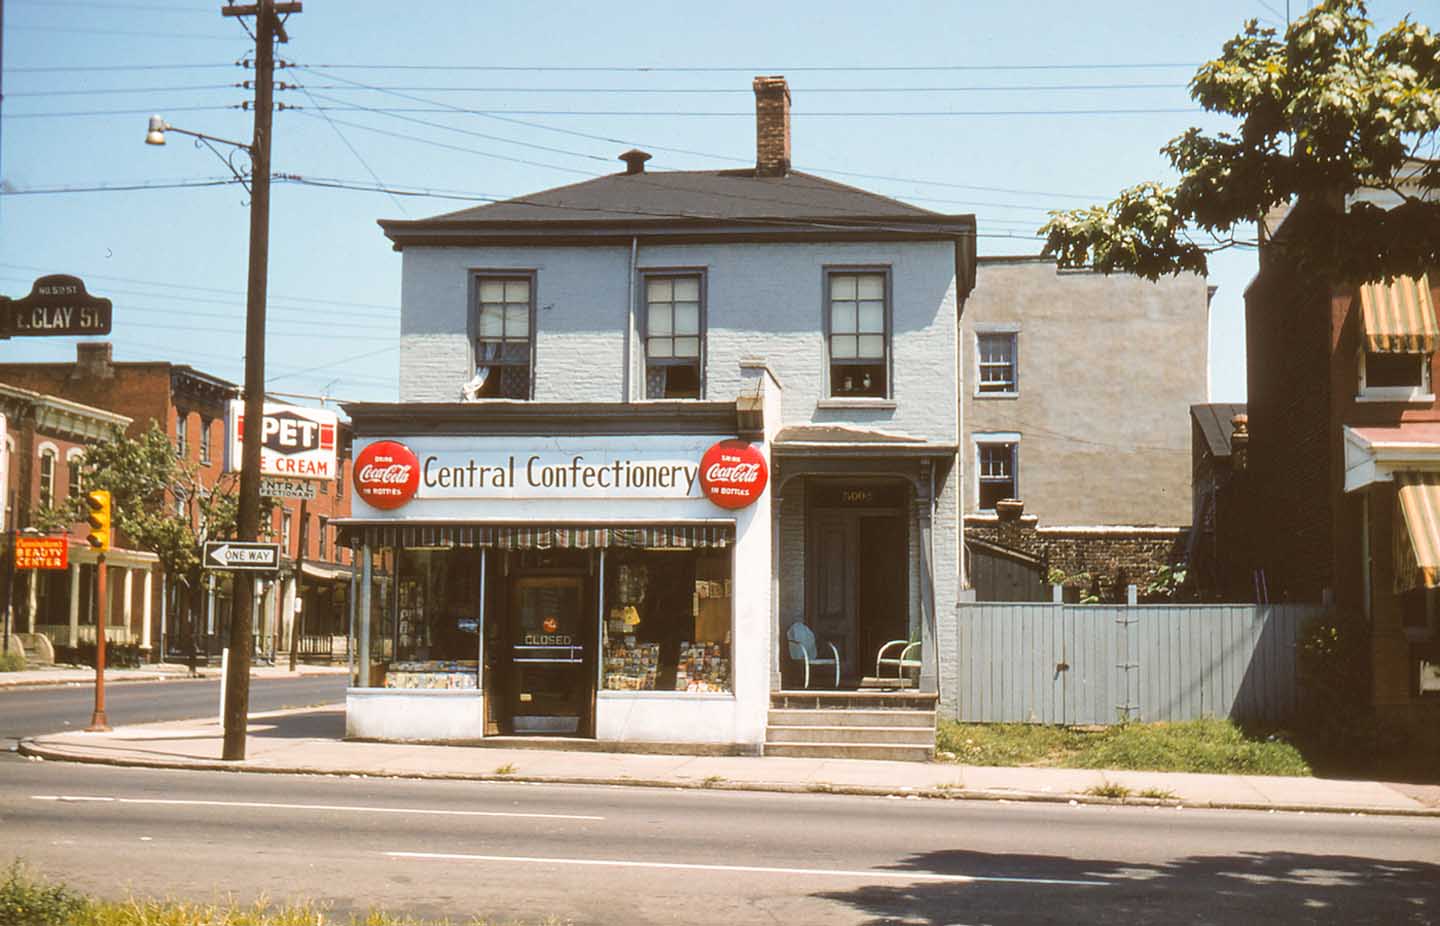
[595,692,758,750]
[346,688,486,741]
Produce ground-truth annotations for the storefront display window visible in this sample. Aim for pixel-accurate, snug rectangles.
[602,548,732,693]
[384,548,481,689]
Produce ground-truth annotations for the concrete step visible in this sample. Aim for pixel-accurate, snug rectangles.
[765,724,935,746]
[767,708,935,728]
[858,676,918,690]
[763,742,935,762]
[771,691,938,711]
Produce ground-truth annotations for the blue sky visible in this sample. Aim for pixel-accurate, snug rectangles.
[0,0,1428,405]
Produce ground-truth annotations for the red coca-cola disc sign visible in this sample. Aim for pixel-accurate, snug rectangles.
[354,440,420,510]
[699,440,768,510]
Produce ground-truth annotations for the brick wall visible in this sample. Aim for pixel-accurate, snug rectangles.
[965,516,1187,602]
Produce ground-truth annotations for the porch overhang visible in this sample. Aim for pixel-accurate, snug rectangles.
[1343,423,1440,492]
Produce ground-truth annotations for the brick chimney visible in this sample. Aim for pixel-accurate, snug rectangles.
[752,75,791,178]
[75,341,113,380]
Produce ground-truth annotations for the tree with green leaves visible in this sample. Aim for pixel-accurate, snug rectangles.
[1041,0,1440,284]
[77,422,256,653]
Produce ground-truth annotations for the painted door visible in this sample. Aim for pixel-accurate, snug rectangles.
[507,576,591,735]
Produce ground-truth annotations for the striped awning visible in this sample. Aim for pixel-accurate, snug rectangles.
[337,522,732,551]
[1393,472,1440,592]
[1360,274,1438,354]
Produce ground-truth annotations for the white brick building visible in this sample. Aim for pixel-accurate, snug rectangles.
[338,77,975,753]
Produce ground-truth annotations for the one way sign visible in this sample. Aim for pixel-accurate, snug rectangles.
[204,541,281,572]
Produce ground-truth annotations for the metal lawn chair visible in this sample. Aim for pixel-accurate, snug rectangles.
[786,621,839,689]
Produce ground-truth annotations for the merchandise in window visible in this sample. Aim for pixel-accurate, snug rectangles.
[645,274,702,399]
[978,442,1017,510]
[977,333,1018,393]
[471,277,533,399]
[828,271,888,397]
[388,548,481,688]
[602,549,732,693]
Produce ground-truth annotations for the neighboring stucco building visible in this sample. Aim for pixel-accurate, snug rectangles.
[338,76,975,756]
[959,257,1209,600]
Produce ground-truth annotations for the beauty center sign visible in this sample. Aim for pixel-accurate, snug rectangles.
[354,436,766,510]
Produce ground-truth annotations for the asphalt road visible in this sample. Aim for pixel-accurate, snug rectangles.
[0,675,348,741]
[1,755,1436,925]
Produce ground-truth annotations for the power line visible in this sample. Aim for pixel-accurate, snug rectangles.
[0,177,244,195]
[294,84,409,216]
[4,105,241,119]
[0,262,399,313]
[292,82,1188,94]
[7,85,240,97]
[6,63,237,72]
[304,105,1201,117]
[5,25,240,40]
[9,0,208,11]
[302,62,1200,73]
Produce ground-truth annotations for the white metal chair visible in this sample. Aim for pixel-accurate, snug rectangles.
[786,621,840,689]
[875,639,921,686]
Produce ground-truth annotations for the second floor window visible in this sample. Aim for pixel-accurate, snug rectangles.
[318,517,328,560]
[175,414,188,458]
[38,451,56,508]
[67,453,84,500]
[827,270,888,398]
[336,462,345,499]
[282,511,292,554]
[977,332,1018,394]
[199,418,212,463]
[472,276,533,399]
[644,273,703,399]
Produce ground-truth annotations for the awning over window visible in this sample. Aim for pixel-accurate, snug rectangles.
[336,522,732,551]
[1393,472,1440,592]
[1360,274,1437,354]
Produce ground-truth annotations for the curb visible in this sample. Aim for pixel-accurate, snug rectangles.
[0,669,347,690]
[18,739,1440,819]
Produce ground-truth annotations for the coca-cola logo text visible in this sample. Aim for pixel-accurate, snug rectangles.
[354,440,420,510]
[699,440,768,510]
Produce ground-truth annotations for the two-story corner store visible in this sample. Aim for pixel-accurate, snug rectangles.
[338,77,976,753]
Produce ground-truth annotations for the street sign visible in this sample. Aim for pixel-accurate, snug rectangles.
[14,536,69,570]
[1,275,113,339]
[260,476,317,500]
[203,541,281,572]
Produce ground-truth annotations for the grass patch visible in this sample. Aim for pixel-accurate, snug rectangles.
[1139,788,1178,801]
[0,861,561,925]
[492,762,517,776]
[700,775,726,788]
[937,718,1310,776]
[1084,781,1131,799]
[0,649,26,672]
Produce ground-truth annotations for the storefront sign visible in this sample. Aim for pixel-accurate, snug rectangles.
[260,476,317,500]
[226,400,339,481]
[699,440,768,510]
[352,436,728,509]
[14,536,68,570]
[354,440,421,510]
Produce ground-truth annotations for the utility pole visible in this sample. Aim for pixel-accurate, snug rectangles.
[288,498,308,671]
[220,0,300,762]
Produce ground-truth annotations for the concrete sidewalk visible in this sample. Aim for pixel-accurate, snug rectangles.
[18,705,1440,818]
[0,662,348,689]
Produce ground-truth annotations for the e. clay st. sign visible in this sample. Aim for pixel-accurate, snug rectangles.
[0,275,113,339]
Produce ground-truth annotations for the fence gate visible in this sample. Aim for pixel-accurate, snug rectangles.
[955,603,1318,725]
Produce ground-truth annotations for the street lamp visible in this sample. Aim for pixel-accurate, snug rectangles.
[146,99,276,764]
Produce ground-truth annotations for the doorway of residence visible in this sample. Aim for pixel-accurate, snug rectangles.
[495,554,595,736]
[805,480,910,685]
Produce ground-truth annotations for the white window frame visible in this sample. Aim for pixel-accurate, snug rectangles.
[641,269,706,400]
[975,327,1020,397]
[1357,349,1434,403]
[66,448,85,501]
[824,266,892,400]
[973,432,1021,512]
[37,443,58,509]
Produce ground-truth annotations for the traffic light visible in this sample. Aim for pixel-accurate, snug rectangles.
[85,490,111,551]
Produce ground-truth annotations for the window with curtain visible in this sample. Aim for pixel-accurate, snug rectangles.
[470,276,533,399]
[644,273,703,399]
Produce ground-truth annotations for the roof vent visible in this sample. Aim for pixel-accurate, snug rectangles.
[619,149,652,175]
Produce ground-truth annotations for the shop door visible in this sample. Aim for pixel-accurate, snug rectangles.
[809,509,908,681]
[508,576,591,736]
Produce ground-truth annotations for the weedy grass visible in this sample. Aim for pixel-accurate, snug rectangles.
[0,649,27,672]
[1,861,565,925]
[937,718,1310,777]
[1084,782,1132,800]
[492,762,518,776]
[1139,788,1178,801]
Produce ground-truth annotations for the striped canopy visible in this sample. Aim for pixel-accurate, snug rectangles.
[1393,472,1440,592]
[1360,274,1438,354]
[338,522,732,551]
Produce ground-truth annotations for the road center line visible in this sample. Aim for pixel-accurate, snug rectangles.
[384,851,1109,887]
[31,796,602,822]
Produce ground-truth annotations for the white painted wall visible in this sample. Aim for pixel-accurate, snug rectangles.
[346,689,486,741]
